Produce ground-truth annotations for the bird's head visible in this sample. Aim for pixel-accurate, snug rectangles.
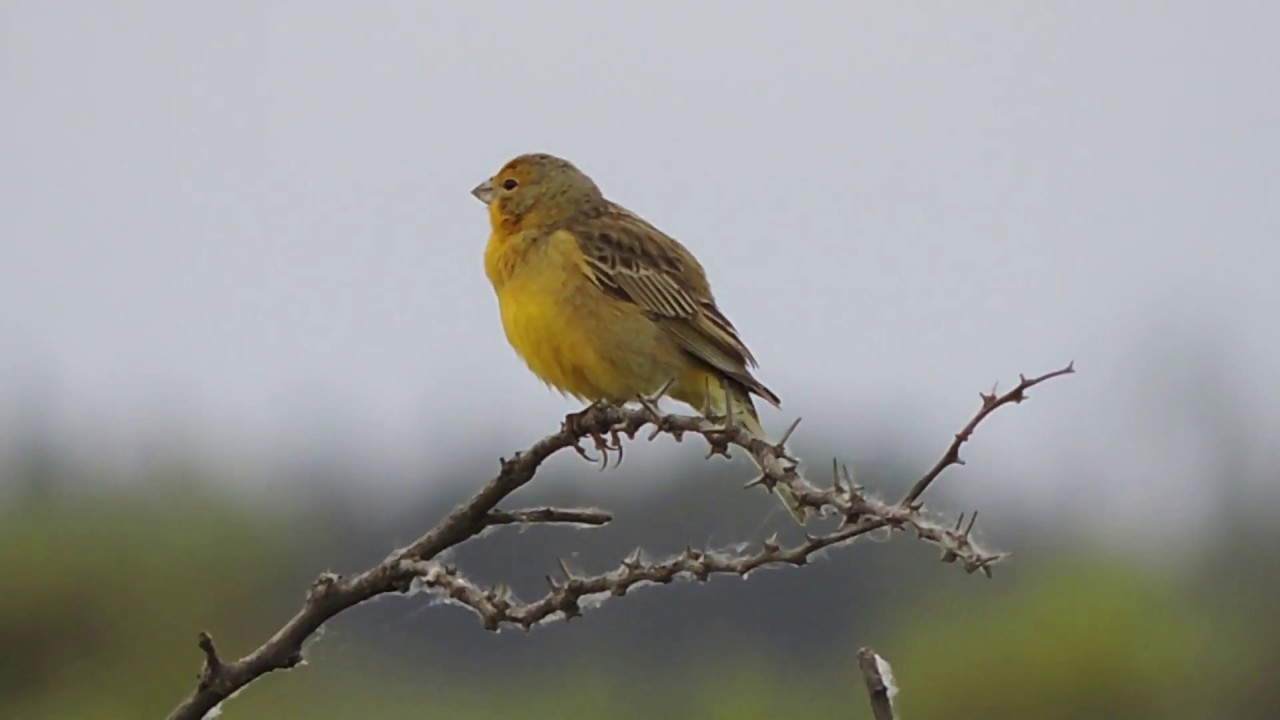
[472,153,605,231]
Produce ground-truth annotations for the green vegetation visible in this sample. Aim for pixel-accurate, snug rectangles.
[2,463,1273,719]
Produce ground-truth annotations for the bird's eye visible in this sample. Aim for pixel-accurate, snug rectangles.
[502,178,519,191]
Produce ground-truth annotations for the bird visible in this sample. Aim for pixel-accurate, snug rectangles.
[471,153,806,523]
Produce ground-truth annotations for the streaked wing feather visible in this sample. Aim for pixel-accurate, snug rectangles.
[576,222,699,319]
[697,304,759,368]
[569,207,776,404]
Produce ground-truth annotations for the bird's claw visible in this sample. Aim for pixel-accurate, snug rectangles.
[563,401,624,470]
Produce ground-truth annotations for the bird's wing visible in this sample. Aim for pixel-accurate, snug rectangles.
[567,205,779,406]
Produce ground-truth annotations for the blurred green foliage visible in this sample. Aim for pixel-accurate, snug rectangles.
[1,478,290,719]
[1,459,1274,719]
[890,562,1259,719]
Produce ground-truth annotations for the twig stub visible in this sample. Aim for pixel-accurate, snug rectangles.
[857,647,897,720]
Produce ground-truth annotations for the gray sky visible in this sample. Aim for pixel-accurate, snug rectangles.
[3,3,1277,524]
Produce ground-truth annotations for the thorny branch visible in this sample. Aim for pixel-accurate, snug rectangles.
[483,507,613,527]
[166,364,1072,719]
[901,363,1076,505]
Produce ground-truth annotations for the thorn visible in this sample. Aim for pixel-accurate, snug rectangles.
[775,416,802,449]
[843,463,856,483]
[636,383,671,424]
[684,546,701,561]
[545,575,561,591]
[964,510,979,537]
[623,547,643,570]
[954,512,966,532]
[704,436,732,460]
[840,463,860,493]
[743,474,769,490]
[763,533,780,553]
[558,558,574,580]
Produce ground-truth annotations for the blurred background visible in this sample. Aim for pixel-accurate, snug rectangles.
[3,2,1278,718]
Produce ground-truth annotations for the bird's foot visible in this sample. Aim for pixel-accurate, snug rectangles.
[562,401,623,471]
[695,377,728,427]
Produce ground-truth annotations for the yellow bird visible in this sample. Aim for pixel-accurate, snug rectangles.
[472,153,805,522]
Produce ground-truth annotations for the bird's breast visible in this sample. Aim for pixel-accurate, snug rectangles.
[485,231,677,402]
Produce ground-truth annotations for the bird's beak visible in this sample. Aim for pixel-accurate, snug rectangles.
[471,179,495,204]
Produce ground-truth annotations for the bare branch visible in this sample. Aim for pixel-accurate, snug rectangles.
[901,362,1075,506]
[405,518,892,630]
[165,367,1071,719]
[857,647,897,720]
[167,401,631,719]
[484,507,613,527]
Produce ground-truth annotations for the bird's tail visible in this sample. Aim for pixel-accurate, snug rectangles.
[721,382,809,525]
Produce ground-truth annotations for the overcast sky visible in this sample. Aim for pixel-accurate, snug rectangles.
[3,3,1277,524]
